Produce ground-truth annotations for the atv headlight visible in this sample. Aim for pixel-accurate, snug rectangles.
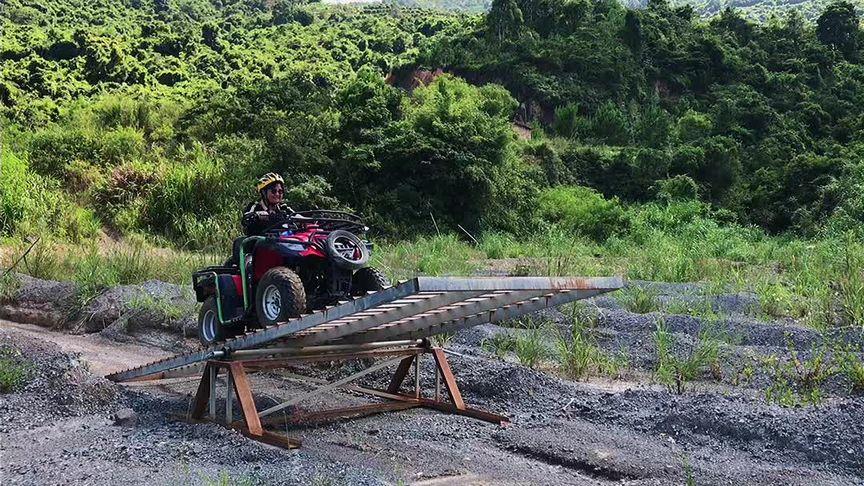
[285,243,305,252]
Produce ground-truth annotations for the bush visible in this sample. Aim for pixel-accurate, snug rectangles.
[536,186,628,241]
[654,175,699,202]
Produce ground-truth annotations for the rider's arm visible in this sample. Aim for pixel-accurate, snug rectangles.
[241,202,268,235]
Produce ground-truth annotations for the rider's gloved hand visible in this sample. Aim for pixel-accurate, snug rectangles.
[256,211,270,221]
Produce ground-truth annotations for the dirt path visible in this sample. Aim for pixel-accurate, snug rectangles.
[0,319,172,376]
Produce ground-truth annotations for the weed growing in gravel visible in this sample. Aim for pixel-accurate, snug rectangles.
[72,248,121,301]
[482,333,516,357]
[556,325,599,380]
[653,319,722,394]
[429,332,454,348]
[565,301,599,328]
[0,348,32,393]
[764,337,839,407]
[618,285,660,314]
[201,471,256,486]
[514,324,550,368]
[555,305,629,380]
[597,348,630,379]
[838,346,864,395]
[128,292,196,321]
[754,277,795,319]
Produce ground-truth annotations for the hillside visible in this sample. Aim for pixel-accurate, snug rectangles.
[1,0,863,248]
[394,0,864,19]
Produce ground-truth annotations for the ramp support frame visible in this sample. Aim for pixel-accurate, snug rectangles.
[188,344,508,449]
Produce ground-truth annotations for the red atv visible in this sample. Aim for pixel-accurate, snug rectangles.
[191,210,388,345]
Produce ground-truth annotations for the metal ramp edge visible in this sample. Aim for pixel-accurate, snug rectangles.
[106,276,624,382]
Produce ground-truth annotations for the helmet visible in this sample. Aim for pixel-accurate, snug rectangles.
[256,172,284,192]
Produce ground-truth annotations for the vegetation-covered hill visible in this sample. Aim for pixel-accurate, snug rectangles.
[396,0,864,20]
[1,0,863,249]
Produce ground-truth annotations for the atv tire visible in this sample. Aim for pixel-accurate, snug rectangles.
[326,230,369,270]
[198,297,229,346]
[256,267,306,327]
[351,267,389,296]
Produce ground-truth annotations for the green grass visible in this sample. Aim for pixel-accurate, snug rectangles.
[127,292,197,321]
[653,318,722,394]
[482,332,516,357]
[840,349,864,394]
[0,349,32,393]
[0,273,21,302]
[618,285,660,314]
[764,337,840,407]
[556,325,600,380]
[513,324,550,369]
[2,237,220,291]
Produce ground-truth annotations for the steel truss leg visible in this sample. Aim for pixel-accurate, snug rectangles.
[187,346,507,450]
[189,361,300,449]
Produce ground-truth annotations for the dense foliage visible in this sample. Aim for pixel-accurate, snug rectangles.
[1,0,863,249]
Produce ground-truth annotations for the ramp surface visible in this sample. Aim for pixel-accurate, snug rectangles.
[107,276,623,382]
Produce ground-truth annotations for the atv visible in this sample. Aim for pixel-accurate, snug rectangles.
[191,210,388,346]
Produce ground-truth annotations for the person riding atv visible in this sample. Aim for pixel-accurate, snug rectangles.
[227,173,292,267]
[193,172,388,345]
[242,172,294,236]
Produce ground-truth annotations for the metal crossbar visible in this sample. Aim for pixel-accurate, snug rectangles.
[106,276,623,383]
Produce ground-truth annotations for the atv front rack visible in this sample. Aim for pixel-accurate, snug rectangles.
[107,276,623,383]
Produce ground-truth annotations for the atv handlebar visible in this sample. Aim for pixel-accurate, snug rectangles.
[261,211,368,236]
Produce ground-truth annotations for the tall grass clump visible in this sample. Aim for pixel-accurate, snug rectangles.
[654,319,722,394]
[839,233,864,330]
[618,285,660,313]
[556,325,600,380]
[513,322,551,368]
[0,273,21,302]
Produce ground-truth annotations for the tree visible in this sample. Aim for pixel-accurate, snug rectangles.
[622,10,642,54]
[487,0,524,41]
[816,1,860,59]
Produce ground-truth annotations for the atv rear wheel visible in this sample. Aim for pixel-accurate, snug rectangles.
[351,267,389,296]
[198,297,229,346]
[256,267,306,327]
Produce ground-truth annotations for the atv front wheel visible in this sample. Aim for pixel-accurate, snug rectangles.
[198,297,229,346]
[351,267,389,296]
[256,267,306,327]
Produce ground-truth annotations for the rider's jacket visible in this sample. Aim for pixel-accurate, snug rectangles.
[241,201,293,236]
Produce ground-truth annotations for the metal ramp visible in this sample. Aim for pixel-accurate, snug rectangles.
[107,276,623,383]
[108,276,623,448]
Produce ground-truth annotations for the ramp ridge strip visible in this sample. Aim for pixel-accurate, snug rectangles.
[106,280,419,382]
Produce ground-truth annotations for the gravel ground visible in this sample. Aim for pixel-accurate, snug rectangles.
[1,275,863,485]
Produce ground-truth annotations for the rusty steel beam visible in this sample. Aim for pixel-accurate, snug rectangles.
[261,402,422,426]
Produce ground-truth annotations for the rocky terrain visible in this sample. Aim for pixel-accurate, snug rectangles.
[0,274,862,485]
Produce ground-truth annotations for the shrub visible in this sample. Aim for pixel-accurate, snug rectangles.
[654,175,699,202]
[536,186,628,241]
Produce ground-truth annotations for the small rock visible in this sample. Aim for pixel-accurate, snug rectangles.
[113,408,138,427]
